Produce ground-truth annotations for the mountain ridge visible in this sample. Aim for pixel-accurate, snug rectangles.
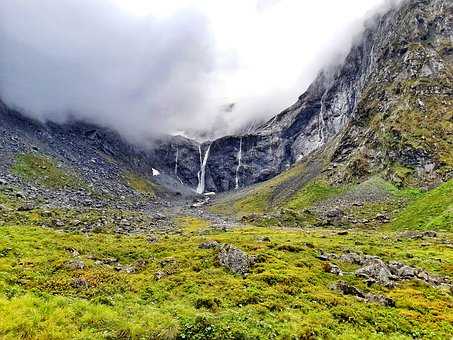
[0,0,451,197]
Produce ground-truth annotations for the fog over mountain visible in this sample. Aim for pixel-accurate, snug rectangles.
[0,0,402,142]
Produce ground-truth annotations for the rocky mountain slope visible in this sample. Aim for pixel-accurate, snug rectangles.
[205,0,452,192]
[172,0,451,193]
[0,0,451,199]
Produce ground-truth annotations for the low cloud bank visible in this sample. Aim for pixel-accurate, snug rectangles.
[0,0,404,143]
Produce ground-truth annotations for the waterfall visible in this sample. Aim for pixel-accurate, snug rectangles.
[174,148,183,185]
[235,137,243,190]
[196,144,211,194]
[318,91,328,145]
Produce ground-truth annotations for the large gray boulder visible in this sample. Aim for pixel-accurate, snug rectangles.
[217,244,254,276]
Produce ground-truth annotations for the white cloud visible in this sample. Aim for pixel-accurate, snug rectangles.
[0,0,399,142]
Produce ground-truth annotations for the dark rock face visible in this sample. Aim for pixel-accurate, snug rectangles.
[1,0,450,194]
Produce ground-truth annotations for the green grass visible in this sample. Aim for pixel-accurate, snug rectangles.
[390,180,453,231]
[285,180,346,211]
[12,153,85,190]
[0,223,451,339]
[174,216,210,233]
[122,171,155,197]
[210,169,295,217]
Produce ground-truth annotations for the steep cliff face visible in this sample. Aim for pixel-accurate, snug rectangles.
[200,0,452,192]
[328,0,452,186]
[1,0,451,195]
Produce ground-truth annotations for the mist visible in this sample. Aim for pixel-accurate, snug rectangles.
[0,0,403,143]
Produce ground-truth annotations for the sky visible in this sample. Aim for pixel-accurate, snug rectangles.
[0,0,398,142]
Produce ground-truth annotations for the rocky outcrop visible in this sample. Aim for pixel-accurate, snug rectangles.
[323,251,451,288]
[217,244,255,276]
[333,281,395,307]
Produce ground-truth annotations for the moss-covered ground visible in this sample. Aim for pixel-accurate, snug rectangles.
[122,171,156,198]
[12,153,86,190]
[2,153,452,339]
[0,213,452,339]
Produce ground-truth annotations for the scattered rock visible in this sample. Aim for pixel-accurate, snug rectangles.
[66,259,85,270]
[335,281,365,298]
[423,231,437,238]
[277,244,303,253]
[326,207,343,218]
[364,293,395,307]
[159,257,177,267]
[199,240,221,249]
[115,264,135,274]
[0,247,12,257]
[155,271,167,280]
[338,252,450,288]
[399,230,437,240]
[66,248,80,257]
[257,236,271,242]
[102,258,119,265]
[218,244,254,276]
[334,281,395,307]
[317,254,330,261]
[375,213,390,222]
[71,278,89,289]
[17,203,34,212]
[153,213,166,220]
[305,242,315,249]
[339,252,365,265]
[323,262,343,276]
[41,210,52,217]
[388,261,417,279]
[355,259,396,288]
[147,235,158,243]
[53,220,65,228]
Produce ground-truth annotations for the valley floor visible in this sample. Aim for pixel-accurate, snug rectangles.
[0,152,452,339]
[0,214,452,339]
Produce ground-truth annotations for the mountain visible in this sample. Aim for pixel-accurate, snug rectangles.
[0,1,452,338]
[210,0,452,227]
[204,0,452,192]
[0,0,451,198]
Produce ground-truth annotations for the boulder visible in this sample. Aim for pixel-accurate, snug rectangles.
[388,261,416,279]
[66,259,85,270]
[199,240,221,249]
[217,244,254,276]
[323,262,343,276]
[334,281,395,307]
[17,203,35,212]
[355,259,396,287]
